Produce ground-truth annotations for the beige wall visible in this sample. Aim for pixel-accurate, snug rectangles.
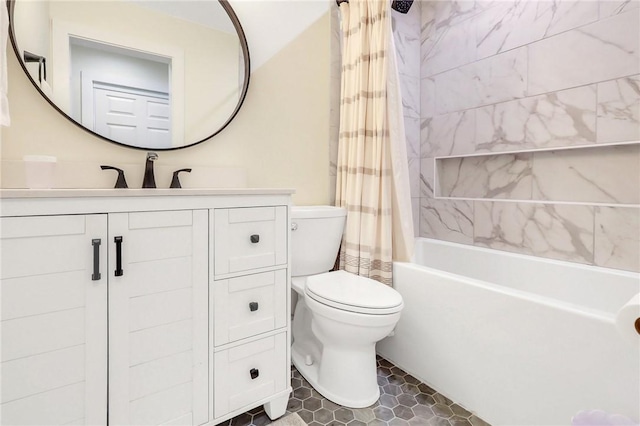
[1,11,331,206]
[12,0,49,63]
[15,0,240,145]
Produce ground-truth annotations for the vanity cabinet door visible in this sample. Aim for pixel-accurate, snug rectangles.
[0,214,108,426]
[214,207,287,276]
[213,332,288,419]
[213,269,288,346]
[107,210,209,426]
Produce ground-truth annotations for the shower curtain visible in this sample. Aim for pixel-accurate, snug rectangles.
[335,0,414,285]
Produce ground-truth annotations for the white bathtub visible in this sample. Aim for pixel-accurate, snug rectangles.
[377,238,640,426]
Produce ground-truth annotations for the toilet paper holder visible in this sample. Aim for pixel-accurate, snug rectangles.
[616,294,640,343]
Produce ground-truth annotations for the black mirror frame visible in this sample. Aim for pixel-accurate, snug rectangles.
[7,0,251,151]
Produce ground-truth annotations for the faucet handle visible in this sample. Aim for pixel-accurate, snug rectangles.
[170,168,192,189]
[100,165,128,189]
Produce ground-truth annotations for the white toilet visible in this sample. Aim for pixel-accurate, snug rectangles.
[290,205,404,408]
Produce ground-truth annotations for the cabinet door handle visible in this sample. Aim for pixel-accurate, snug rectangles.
[114,236,124,277]
[91,239,101,281]
[250,234,260,244]
[249,302,259,312]
[250,368,260,380]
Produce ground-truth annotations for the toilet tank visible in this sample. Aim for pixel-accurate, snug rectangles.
[291,206,347,277]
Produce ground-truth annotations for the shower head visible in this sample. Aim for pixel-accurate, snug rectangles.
[391,0,413,14]
[335,0,414,14]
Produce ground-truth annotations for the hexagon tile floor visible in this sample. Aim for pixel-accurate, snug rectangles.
[221,356,492,426]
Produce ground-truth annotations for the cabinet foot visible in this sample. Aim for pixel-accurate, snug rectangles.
[264,393,289,420]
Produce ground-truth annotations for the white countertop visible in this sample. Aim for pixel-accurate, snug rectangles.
[0,188,296,217]
[0,188,296,199]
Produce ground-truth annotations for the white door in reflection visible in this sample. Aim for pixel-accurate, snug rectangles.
[72,38,173,148]
[93,84,171,149]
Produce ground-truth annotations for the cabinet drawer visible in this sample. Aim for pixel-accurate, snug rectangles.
[214,270,287,346]
[213,333,287,419]
[214,207,287,276]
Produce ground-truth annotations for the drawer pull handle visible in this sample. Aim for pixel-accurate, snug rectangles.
[114,236,124,277]
[250,234,260,244]
[91,239,101,281]
[249,302,259,312]
[250,368,260,380]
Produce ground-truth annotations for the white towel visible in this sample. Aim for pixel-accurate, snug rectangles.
[1,0,10,127]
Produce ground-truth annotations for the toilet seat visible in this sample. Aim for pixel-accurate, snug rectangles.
[304,270,403,315]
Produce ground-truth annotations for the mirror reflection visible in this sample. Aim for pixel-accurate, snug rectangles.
[10,0,249,150]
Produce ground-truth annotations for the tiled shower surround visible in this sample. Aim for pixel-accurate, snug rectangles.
[330,1,639,272]
[418,0,640,272]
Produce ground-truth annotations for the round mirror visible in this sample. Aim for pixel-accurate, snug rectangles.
[8,0,250,150]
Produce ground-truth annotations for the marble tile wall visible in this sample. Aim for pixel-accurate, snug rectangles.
[438,153,533,200]
[419,0,640,272]
[595,206,640,271]
[531,145,640,205]
[437,144,640,205]
[597,75,640,143]
[473,202,596,265]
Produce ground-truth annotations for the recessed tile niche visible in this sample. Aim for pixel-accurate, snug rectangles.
[435,143,640,205]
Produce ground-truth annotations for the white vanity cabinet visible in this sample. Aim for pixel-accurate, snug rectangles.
[210,207,289,421]
[0,189,293,426]
[0,214,108,425]
[108,210,209,425]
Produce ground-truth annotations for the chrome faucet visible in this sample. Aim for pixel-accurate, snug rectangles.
[142,152,158,188]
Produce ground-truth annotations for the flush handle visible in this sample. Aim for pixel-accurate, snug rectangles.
[250,368,260,380]
[249,302,259,312]
[250,234,260,244]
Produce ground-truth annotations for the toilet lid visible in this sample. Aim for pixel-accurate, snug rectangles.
[305,270,403,315]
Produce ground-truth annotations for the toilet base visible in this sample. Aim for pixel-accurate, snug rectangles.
[291,343,380,408]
